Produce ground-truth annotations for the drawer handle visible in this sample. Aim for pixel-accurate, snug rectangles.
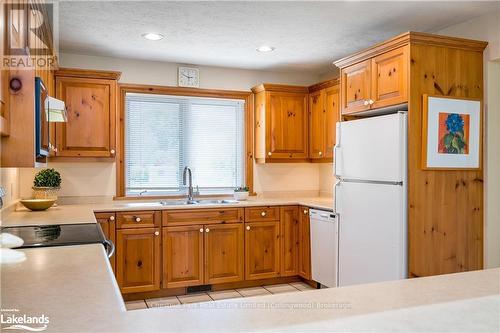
[205,228,210,233]
[109,216,115,221]
[199,228,204,233]
[364,100,369,106]
[110,149,116,155]
[261,211,266,217]
[268,152,272,156]
[303,209,308,215]
[154,231,159,236]
[246,226,251,231]
[135,217,141,223]
[319,151,323,156]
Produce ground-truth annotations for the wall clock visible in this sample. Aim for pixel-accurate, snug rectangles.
[178,67,200,88]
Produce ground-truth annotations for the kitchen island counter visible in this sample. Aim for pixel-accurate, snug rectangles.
[1,243,499,332]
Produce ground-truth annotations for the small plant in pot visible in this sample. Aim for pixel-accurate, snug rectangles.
[32,168,62,200]
[233,186,249,201]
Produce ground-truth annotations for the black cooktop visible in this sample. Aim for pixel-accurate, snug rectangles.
[1,223,106,248]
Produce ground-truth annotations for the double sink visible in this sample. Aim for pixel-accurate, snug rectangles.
[159,199,239,206]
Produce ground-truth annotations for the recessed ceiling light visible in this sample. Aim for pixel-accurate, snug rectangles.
[142,33,164,41]
[256,45,275,53]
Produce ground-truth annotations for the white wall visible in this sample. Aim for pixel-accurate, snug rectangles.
[437,9,500,268]
[0,168,20,208]
[17,53,322,198]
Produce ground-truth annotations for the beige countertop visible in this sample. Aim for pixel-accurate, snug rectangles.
[2,244,499,332]
[1,196,334,227]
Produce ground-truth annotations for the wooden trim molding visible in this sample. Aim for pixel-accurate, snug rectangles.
[333,31,488,69]
[251,83,308,94]
[116,84,254,198]
[308,78,339,93]
[55,68,122,81]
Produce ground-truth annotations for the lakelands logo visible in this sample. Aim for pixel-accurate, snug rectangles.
[1,309,49,332]
[2,0,59,70]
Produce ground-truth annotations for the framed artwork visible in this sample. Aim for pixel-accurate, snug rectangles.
[422,94,482,170]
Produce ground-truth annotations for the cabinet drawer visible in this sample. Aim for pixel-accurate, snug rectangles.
[245,206,280,222]
[162,208,244,226]
[116,211,160,229]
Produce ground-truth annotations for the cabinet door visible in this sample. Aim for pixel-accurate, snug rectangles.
[324,85,340,159]
[204,224,244,284]
[309,90,325,159]
[95,212,116,272]
[298,207,311,279]
[163,225,204,288]
[341,60,371,114]
[55,76,116,157]
[245,221,280,280]
[116,228,161,294]
[371,46,408,109]
[267,92,308,159]
[280,206,299,277]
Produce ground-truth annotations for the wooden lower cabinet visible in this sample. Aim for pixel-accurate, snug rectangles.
[116,228,161,294]
[280,206,299,277]
[204,224,244,284]
[298,207,312,279]
[163,225,204,288]
[245,221,281,280]
[94,212,116,272]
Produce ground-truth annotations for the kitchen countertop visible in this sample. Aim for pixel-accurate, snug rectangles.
[1,196,334,227]
[2,244,499,332]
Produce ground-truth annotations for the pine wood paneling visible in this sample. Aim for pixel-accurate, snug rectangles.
[341,60,371,114]
[298,206,311,279]
[244,221,281,280]
[280,206,299,277]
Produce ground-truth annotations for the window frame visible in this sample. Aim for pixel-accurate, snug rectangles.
[116,83,254,199]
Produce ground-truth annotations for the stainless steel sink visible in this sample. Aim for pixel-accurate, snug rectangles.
[159,199,239,206]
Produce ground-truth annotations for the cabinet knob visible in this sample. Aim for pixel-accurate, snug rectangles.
[110,149,116,155]
[205,228,210,233]
[363,100,369,106]
[154,231,159,236]
[109,215,115,221]
[369,99,374,105]
[200,228,204,233]
[319,151,323,156]
[246,226,251,231]
[135,217,141,222]
[268,152,272,156]
[261,211,266,217]
[303,209,308,215]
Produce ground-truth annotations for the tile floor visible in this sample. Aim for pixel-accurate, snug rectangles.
[125,282,316,311]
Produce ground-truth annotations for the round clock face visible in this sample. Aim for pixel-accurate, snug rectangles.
[178,67,199,87]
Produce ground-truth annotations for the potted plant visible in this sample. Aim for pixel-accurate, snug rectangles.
[32,168,62,200]
[234,186,249,201]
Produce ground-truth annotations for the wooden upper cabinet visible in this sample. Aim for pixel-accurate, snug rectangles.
[252,84,308,162]
[371,46,408,109]
[298,206,311,280]
[116,227,161,294]
[280,206,299,277]
[54,68,120,158]
[204,223,244,284]
[341,60,371,114]
[308,79,340,161]
[245,221,281,280]
[163,225,204,288]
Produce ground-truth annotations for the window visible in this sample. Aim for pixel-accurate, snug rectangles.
[124,92,246,196]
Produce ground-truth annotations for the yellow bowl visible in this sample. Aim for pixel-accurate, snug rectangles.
[19,199,56,211]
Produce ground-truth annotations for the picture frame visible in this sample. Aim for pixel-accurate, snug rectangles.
[421,94,482,170]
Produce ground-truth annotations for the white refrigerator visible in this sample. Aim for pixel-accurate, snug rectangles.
[334,112,407,287]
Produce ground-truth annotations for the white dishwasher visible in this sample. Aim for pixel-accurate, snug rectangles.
[310,209,338,288]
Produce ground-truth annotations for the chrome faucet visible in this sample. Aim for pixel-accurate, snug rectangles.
[183,166,195,203]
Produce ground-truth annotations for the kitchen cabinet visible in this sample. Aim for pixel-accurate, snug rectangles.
[338,46,408,115]
[280,206,299,277]
[163,223,244,288]
[54,68,120,158]
[94,212,116,272]
[245,220,281,280]
[298,207,311,279]
[253,84,309,162]
[116,227,161,294]
[308,79,340,161]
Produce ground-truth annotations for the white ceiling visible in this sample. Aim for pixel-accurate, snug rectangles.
[59,1,499,75]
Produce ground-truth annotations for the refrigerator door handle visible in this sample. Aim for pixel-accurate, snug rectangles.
[334,180,341,215]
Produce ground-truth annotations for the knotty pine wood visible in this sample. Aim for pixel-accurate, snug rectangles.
[116,210,160,229]
[244,220,281,280]
[280,206,299,277]
[245,206,280,222]
[298,206,312,279]
[162,208,244,226]
[341,60,372,114]
[408,42,485,277]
